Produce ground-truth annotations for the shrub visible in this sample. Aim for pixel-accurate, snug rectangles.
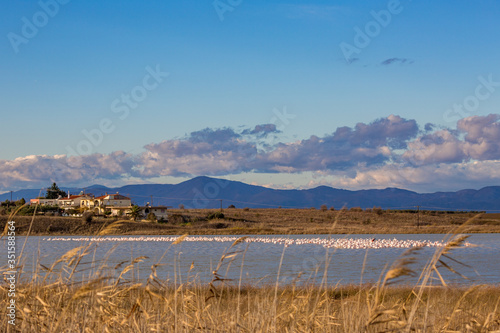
[329,206,335,211]
[178,204,185,210]
[373,207,384,215]
[320,204,328,212]
[82,211,94,223]
[227,204,236,209]
[0,207,6,215]
[350,207,363,212]
[207,211,224,220]
[18,205,36,216]
[40,205,61,214]
[208,222,228,229]
[147,212,157,222]
[243,207,250,211]
[169,214,186,224]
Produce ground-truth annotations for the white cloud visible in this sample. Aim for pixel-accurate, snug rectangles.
[1,115,500,192]
[403,114,500,165]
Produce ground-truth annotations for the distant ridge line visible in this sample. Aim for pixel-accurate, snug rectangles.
[1,176,499,212]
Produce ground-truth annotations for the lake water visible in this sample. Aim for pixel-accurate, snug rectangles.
[4,234,500,286]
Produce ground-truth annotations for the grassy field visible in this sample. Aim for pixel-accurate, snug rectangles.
[3,282,499,332]
[1,224,499,332]
[1,208,500,236]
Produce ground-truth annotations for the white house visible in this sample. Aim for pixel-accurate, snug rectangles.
[139,205,169,220]
[81,193,132,215]
[30,198,58,206]
[58,194,92,209]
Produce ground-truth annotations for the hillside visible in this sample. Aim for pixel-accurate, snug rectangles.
[1,176,499,211]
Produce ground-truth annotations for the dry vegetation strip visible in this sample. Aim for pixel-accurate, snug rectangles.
[2,283,499,332]
[2,209,500,236]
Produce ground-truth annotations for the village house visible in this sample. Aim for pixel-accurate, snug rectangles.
[58,194,92,209]
[30,198,58,206]
[139,205,169,220]
[81,193,132,215]
[30,191,95,212]
[28,190,168,220]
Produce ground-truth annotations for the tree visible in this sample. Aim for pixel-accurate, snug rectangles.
[46,182,66,199]
[128,205,141,221]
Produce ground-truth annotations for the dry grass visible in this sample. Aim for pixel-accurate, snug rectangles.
[2,281,499,332]
[1,212,500,332]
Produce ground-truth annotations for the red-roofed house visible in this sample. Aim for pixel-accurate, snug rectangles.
[81,193,132,215]
[58,194,91,209]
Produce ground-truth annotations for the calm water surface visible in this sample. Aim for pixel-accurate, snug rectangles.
[4,234,499,286]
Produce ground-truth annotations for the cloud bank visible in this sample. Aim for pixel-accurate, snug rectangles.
[1,114,499,191]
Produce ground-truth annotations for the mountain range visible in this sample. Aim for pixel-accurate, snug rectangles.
[1,176,499,211]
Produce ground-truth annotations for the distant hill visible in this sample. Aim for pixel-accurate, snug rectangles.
[1,176,499,211]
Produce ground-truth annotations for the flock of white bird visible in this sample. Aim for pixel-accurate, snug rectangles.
[44,236,472,249]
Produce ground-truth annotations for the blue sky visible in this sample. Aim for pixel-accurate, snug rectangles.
[1,0,500,192]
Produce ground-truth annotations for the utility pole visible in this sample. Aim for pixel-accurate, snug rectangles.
[219,199,223,212]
